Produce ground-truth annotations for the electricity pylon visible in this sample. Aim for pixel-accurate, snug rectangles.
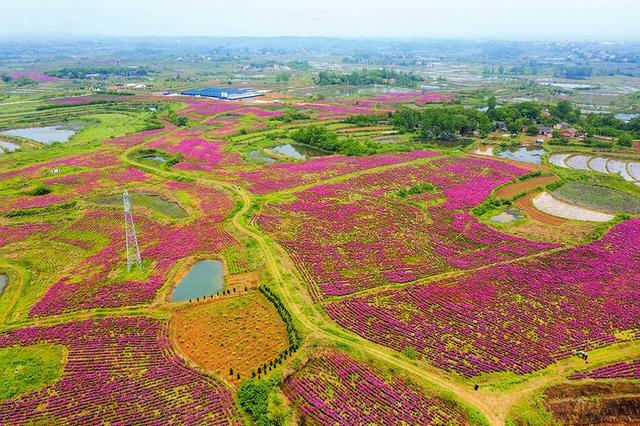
[123,189,142,272]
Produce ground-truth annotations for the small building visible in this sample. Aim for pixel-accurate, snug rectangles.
[539,126,553,137]
[560,128,582,139]
[554,122,571,130]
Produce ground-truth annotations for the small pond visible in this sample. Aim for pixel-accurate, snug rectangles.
[171,260,224,302]
[0,141,19,153]
[141,154,168,163]
[490,207,525,224]
[0,125,80,145]
[614,113,639,123]
[0,274,7,296]
[89,193,188,219]
[497,146,545,164]
[270,143,329,160]
[248,149,276,163]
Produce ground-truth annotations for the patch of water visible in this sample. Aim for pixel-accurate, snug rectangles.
[0,141,19,153]
[141,155,167,163]
[565,155,591,170]
[171,260,224,302]
[490,207,525,224]
[90,193,188,219]
[248,149,276,163]
[0,126,79,145]
[473,145,494,156]
[497,146,545,164]
[588,157,608,174]
[533,192,614,222]
[271,143,328,160]
[0,274,7,296]
[549,154,571,167]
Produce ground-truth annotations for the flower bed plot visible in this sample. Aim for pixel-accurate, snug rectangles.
[571,359,640,380]
[0,317,241,425]
[283,349,469,425]
[256,156,555,297]
[325,219,640,377]
[239,150,437,195]
[29,182,239,316]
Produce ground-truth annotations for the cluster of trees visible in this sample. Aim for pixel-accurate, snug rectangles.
[316,68,423,86]
[0,74,37,86]
[46,66,150,79]
[274,109,310,123]
[167,111,188,127]
[397,182,435,198]
[237,376,289,426]
[342,114,385,127]
[290,124,386,156]
[391,106,491,140]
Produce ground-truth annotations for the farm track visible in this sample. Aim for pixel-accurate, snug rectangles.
[3,116,638,425]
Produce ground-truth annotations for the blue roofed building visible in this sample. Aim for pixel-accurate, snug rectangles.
[180,87,263,100]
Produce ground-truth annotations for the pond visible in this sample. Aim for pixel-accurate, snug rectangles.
[89,193,188,219]
[248,149,276,163]
[270,143,329,160]
[171,260,224,302]
[614,113,639,123]
[497,146,545,164]
[0,141,19,153]
[141,154,168,163]
[533,192,615,222]
[473,145,494,156]
[490,207,526,224]
[0,125,80,145]
[0,274,7,296]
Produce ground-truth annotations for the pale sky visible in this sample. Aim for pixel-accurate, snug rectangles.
[0,0,638,40]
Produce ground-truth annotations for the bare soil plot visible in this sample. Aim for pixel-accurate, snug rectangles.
[544,382,640,425]
[496,175,558,199]
[172,291,289,386]
[515,192,567,226]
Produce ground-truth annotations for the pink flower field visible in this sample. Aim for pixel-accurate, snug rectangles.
[29,182,239,316]
[239,150,438,194]
[10,71,59,82]
[0,317,242,425]
[283,349,469,425]
[570,359,640,380]
[325,219,640,377]
[256,155,555,298]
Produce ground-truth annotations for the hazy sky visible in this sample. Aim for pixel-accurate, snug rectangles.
[1,0,638,40]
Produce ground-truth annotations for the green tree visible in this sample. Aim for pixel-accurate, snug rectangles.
[276,72,291,84]
[618,133,634,147]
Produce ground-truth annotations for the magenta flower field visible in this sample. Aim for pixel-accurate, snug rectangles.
[29,182,238,316]
[571,359,640,380]
[0,317,242,425]
[282,349,469,425]
[325,219,640,377]
[256,155,556,298]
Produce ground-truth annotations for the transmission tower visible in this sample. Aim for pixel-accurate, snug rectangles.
[123,189,142,272]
